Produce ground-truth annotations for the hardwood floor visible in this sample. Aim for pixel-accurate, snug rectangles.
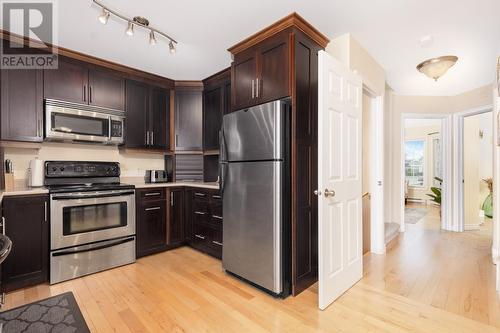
[6,237,498,333]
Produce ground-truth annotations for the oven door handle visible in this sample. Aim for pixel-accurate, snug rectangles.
[51,237,135,257]
[51,190,135,200]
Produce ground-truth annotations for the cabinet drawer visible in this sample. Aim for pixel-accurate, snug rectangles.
[193,199,209,214]
[193,209,209,226]
[138,188,166,201]
[192,223,210,247]
[192,190,209,200]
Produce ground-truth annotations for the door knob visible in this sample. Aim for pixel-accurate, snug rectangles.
[314,189,322,196]
[324,189,335,198]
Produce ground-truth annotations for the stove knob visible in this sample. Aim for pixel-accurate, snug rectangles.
[52,167,57,172]
[60,167,65,171]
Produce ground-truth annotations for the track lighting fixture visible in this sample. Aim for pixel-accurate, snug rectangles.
[125,22,134,36]
[149,31,157,45]
[98,8,110,25]
[92,0,178,53]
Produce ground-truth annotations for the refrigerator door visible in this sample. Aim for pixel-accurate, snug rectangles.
[222,100,283,162]
[222,160,282,293]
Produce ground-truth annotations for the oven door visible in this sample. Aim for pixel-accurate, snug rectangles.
[50,189,136,250]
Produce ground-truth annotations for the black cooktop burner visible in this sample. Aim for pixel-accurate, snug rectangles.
[47,183,135,194]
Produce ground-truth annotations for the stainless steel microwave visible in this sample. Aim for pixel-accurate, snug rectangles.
[44,99,124,144]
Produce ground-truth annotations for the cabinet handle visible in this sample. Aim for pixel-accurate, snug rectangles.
[145,192,161,196]
[212,215,223,220]
[256,78,259,98]
[195,234,206,240]
[212,195,221,199]
[145,206,161,211]
[39,119,43,138]
[170,192,174,206]
[44,201,48,222]
[175,134,179,147]
[212,241,223,246]
[251,79,255,99]
[1,217,5,235]
[83,85,87,102]
[151,131,154,146]
[89,85,92,103]
[194,192,206,197]
[194,211,206,215]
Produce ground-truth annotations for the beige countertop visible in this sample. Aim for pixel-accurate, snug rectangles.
[0,179,219,202]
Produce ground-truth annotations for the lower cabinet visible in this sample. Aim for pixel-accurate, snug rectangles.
[1,195,49,292]
[136,187,185,258]
[186,188,223,259]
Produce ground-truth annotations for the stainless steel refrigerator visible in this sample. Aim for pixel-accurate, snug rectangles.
[220,99,291,297]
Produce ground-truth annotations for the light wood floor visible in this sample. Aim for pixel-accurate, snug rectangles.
[4,206,500,332]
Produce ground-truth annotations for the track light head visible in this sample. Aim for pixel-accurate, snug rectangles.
[125,22,134,36]
[98,8,110,25]
[169,41,176,54]
[149,31,157,45]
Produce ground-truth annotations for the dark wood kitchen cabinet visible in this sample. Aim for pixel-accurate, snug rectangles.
[202,68,230,150]
[1,69,43,142]
[230,31,289,110]
[228,13,329,295]
[1,194,49,292]
[167,187,184,247]
[186,188,222,259]
[125,80,170,150]
[174,90,202,151]
[44,57,125,110]
[136,188,168,258]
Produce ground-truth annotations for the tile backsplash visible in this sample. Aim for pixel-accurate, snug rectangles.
[4,142,165,181]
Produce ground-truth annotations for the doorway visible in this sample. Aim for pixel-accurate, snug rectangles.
[403,118,443,229]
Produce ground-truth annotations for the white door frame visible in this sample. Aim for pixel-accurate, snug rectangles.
[362,86,385,254]
[400,113,453,232]
[453,105,494,232]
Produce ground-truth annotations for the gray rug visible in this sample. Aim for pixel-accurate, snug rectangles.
[405,207,428,224]
[0,292,89,333]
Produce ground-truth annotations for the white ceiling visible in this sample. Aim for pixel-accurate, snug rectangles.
[54,0,500,96]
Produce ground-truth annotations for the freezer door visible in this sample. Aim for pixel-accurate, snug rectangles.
[222,100,283,161]
[222,161,282,293]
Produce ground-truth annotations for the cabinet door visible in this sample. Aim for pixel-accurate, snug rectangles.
[125,80,148,148]
[149,87,170,150]
[223,81,232,115]
[174,90,202,150]
[136,200,167,258]
[168,188,184,246]
[1,69,43,142]
[203,85,222,150]
[88,68,125,110]
[231,51,257,110]
[257,32,290,103]
[43,58,88,104]
[1,195,49,292]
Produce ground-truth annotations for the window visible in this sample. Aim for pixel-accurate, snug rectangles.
[405,140,425,187]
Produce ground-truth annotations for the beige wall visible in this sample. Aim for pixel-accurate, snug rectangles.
[326,34,386,96]
[4,142,165,182]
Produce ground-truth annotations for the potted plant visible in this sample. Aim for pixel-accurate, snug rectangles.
[482,178,493,218]
[427,177,442,216]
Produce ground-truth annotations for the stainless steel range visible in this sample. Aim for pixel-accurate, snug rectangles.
[46,161,136,284]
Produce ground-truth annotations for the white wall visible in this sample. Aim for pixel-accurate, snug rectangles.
[4,142,165,182]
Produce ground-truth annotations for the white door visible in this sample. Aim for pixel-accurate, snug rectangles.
[318,51,363,310]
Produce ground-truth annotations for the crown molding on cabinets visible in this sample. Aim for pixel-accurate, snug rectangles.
[0,30,174,90]
[227,12,330,55]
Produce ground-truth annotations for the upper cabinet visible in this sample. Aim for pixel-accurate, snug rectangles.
[175,89,202,151]
[125,80,170,151]
[1,69,43,142]
[202,68,231,150]
[44,57,125,110]
[88,68,125,110]
[231,31,290,111]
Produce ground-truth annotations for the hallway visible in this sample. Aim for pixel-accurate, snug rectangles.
[364,204,499,327]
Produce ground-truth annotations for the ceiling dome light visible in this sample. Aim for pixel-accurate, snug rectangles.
[149,31,157,45]
[125,22,134,36]
[169,41,176,54]
[98,8,110,25]
[417,56,458,81]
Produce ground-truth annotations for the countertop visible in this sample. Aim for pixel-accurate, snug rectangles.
[0,178,219,202]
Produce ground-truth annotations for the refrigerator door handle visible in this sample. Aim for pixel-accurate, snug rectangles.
[219,128,228,196]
